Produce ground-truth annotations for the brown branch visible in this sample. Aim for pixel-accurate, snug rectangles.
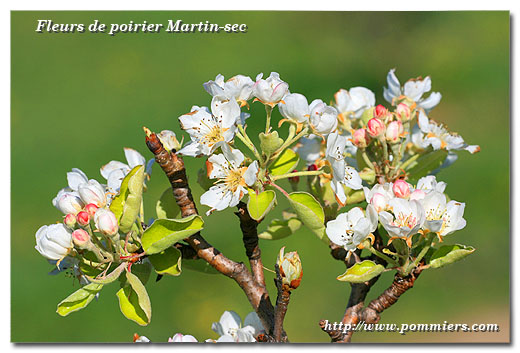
[273,264,291,342]
[145,130,281,338]
[235,201,265,287]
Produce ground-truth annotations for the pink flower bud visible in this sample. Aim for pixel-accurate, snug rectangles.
[393,179,411,198]
[72,229,90,248]
[374,104,388,118]
[289,170,300,184]
[370,193,387,212]
[85,203,98,217]
[94,208,119,237]
[64,213,76,228]
[77,211,90,226]
[367,118,385,138]
[353,128,369,148]
[385,120,404,143]
[410,189,426,201]
[396,103,411,121]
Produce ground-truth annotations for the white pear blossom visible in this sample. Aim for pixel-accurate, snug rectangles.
[379,198,425,245]
[383,69,442,111]
[35,224,73,261]
[100,148,152,193]
[204,74,254,106]
[211,311,263,343]
[168,333,198,343]
[133,335,150,343]
[78,179,107,207]
[326,132,362,205]
[416,111,480,154]
[178,95,242,157]
[52,168,89,214]
[334,87,376,118]
[200,148,259,215]
[419,191,466,238]
[416,175,447,193]
[294,135,322,165]
[253,72,289,106]
[326,205,378,252]
[278,92,310,123]
[363,183,395,213]
[309,99,338,135]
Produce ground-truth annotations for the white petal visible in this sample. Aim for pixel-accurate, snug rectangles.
[343,166,362,190]
[100,160,129,180]
[243,312,263,335]
[67,168,88,191]
[243,161,259,186]
[124,148,145,168]
[219,311,242,333]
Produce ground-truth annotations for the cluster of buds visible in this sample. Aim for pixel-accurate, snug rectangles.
[364,104,405,144]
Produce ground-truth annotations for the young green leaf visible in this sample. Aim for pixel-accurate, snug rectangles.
[258,217,302,240]
[141,215,204,255]
[148,247,182,276]
[337,260,385,283]
[429,244,476,269]
[182,258,220,275]
[156,188,180,219]
[116,271,152,326]
[56,283,103,317]
[405,149,448,183]
[287,191,327,241]
[259,131,284,155]
[247,189,277,221]
[109,165,145,233]
[86,263,126,284]
[270,149,299,176]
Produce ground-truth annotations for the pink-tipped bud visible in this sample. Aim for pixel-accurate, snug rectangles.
[94,208,119,237]
[289,170,300,184]
[307,164,318,171]
[410,189,426,201]
[77,211,90,226]
[374,104,388,118]
[72,229,90,249]
[64,213,76,228]
[393,179,411,198]
[353,128,369,148]
[396,103,411,121]
[85,203,98,217]
[370,193,387,213]
[385,120,404,143]
[367,118,385,138]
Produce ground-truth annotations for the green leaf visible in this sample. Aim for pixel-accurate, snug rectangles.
[110,165,145,233]
[141,215,204,255]
[247,189,276,221]
[287,191,326,242]
[148,247,182,276]
[182,258,219,275]
[258,217,302,240]
[270,149,299,176]
[116,271,152,326]
[259,131,283,155]
[131,261,153,285]
[405,149,448,183]
[56,283,103,317]
[86,263,126,284]
[156,188,180,219]
[429,244,476,269]
[337,260,385,283]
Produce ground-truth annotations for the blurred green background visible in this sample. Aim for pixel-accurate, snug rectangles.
[11,11,509,343]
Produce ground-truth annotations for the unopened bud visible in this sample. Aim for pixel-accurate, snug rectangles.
[385,120,404,143]
[158,130,182,152]
[288,170,300,184]
[77,211,90,226]
[393,179,411,198]
[64,213,77,228]
[85,203,98,217]
[410,189,426,201]
[396,103,411,121]
[374,104,388,119]
[370,193,387,212]
[367,118,385,138]
[277,247,303,290]
[307,164,318,171]
[78,180,107,207]
[94,208,119,237]
[353,128,369,148]
[72,229,90,249]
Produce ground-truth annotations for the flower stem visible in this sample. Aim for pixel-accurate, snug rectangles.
[265,105,273,134]
[269,181,290,198]
[269,125,308,166]
[367,245,399,267]
[398,152,421,171]
[236,125,262,162]
[361,149,375,171]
